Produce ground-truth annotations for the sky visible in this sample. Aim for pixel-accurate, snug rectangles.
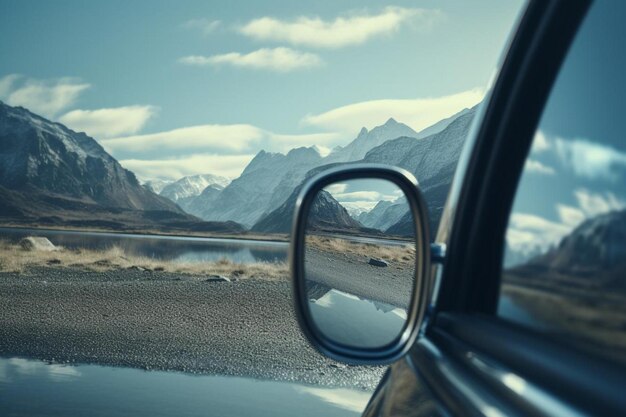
[0,0,523,180]
[504,1,626,259]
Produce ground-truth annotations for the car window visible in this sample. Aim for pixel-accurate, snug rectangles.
[499,1,626,365]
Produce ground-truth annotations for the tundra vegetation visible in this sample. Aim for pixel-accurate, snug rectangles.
[0,239,288,280]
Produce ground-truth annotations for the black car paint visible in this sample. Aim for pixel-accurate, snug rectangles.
[361,1,626,416]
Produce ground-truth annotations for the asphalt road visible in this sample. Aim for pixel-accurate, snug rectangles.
[0,267,383,390]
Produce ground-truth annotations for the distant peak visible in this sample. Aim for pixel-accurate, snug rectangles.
[357,127,368,136]
[384,117,399,126]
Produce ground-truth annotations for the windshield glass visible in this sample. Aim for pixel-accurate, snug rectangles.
[0,1,524,415]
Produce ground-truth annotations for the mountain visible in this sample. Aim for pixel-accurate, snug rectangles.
[143,179,173,194]
[251,187,362,234]
[197,147,323,227]
[184,184,225,219]
[357,197,409,232]
[0,101,244,233]
[254,106,478,236]
[160,174,230,212]
[0,101,179,211]
[194,118,421,227]
[368,107,478,236]
[508,210,626,292]
[326,118,418,162]
[411,108,471,140]
[161,174,230,202]
[529,210,626,274]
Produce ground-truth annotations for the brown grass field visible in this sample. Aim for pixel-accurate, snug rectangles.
[0,240,289,280]
[306,234,416,270]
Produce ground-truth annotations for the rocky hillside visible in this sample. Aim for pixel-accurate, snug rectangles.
[254,106,478,236]
[191,118,423,227]
[252,186,363,234]
[366,107,477,235]
[0,101,180,211]
[160,174,230,212]
[326,118,418,162]
[0,101,243,233]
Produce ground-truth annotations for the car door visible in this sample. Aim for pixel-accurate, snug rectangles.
[366,0,626,416]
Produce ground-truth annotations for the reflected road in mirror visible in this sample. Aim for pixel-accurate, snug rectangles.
[303,178,416,349]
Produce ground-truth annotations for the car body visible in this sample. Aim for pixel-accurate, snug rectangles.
[292,1,626,415]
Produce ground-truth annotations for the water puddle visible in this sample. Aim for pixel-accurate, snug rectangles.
[0,357,369,417]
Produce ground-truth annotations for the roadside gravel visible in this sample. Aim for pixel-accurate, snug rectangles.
[0,267,383,390]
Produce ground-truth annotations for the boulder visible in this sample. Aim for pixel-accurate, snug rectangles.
[368,257,389,267]
[19,237,57,252]
[205,275,231,283]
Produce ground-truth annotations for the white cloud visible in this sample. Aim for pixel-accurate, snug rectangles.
[102,124,265,153]
[507,189,626,254]
[103,122,346,157]
[182,18,221,34]
[120,154,255,180]
[0,76,90,117]
[531,130,549,153]
[556,204,585,228]
[269,132,342,152]
[333,191,396,202]
[507,212,571,253]
[0,74,21,97]
[554,137,626,181]
[339,201,378,213]
[574,188,625,217]
[239,7,441,49]
[302,89,483,134]
[179,48,322,72]
[524,159,555,175]
[58,105,158,138]
[325,183,348,194]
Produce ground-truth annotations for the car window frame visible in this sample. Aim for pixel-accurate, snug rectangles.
[404,1,626,416]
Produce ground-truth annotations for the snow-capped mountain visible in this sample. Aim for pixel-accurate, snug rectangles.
[254,106,478,235]
[0,101,245,233]
[367,107,478,235]
[160,174,230,204]
[194,118,424,227]
[326,118,418,162]
[196,146,324,227]
[143,179,173,194]
[357,196,409,232]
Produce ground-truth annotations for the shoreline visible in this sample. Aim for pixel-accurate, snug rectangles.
[0,223,290,243]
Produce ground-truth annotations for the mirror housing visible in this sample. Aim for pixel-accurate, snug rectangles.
[290,164,432,365]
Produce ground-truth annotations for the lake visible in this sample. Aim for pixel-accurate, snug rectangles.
[0,357,369,417]
[0,227,288,264]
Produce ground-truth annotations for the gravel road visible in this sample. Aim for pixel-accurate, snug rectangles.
[0,267,383,390]
[305,248,414,309]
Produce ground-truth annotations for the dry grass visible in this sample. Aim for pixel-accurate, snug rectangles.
[0,240,288,280]
[306,235,415,268]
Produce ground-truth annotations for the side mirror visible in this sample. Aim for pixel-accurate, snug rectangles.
[290,164,431,365]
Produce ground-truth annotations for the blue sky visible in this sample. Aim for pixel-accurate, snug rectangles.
[0,0,523,180]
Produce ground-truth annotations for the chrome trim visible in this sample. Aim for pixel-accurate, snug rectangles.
[290,163,431,365]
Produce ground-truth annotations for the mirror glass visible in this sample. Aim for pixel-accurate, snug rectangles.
[304,178,416,349]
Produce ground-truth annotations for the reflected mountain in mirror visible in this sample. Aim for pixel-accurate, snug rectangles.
[304,179,416,349]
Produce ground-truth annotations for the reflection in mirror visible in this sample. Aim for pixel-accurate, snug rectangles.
[304,178,416,349]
